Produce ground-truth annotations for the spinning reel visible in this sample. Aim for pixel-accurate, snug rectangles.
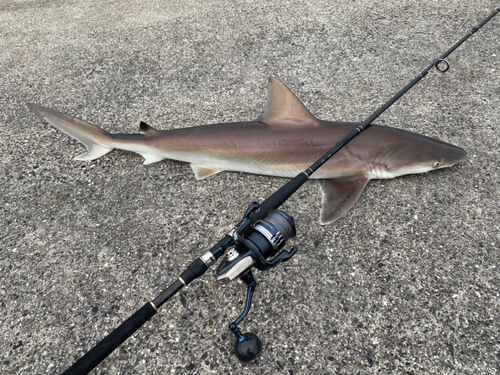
[216,202,298,362]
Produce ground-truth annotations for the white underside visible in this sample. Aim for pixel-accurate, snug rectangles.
[106,140,439,181]
[373,165,435,179]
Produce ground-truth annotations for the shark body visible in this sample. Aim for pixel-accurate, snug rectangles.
[27,77,466,224]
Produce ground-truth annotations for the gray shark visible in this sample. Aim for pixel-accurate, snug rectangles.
[26,77,466,224]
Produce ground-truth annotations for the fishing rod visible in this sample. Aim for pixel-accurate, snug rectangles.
[61,6,499,374]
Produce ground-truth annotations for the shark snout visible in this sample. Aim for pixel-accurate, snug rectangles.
[441,144,467,167]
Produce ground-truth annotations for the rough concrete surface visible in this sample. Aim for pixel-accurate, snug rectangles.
[1,1,499,374]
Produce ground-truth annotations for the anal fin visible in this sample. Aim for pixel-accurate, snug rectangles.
[190,164,223,180]
[317,175,370,225]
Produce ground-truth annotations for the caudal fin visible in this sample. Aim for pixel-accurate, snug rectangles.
[26,103,114,161]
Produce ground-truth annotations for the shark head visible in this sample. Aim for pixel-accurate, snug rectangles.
[376,130,467,178]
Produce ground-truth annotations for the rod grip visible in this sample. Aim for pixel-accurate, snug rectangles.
[61,302,157,375]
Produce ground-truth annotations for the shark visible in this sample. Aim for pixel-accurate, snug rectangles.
[26,77,466,224]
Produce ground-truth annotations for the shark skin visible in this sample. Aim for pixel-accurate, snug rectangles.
[26,77,467,224]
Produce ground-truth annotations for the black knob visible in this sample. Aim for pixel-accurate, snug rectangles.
[233,333,262,362]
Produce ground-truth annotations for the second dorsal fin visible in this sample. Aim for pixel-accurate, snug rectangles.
[139,121,160,135]
[257,77,317,124]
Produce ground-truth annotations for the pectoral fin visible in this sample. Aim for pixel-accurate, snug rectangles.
[317,176,370,225]
[190,164,223,180]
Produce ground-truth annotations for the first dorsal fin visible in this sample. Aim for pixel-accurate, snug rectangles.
[139,121,160,135]
[257,77,317,124]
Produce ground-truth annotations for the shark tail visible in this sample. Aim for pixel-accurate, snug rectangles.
[26,103,114,161]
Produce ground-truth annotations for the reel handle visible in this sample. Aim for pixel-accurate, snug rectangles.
[228,272,263,362]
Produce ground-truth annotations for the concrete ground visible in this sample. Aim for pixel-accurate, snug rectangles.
[1,1,499,374]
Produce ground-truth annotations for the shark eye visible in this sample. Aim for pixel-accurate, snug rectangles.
[432,161,441,168]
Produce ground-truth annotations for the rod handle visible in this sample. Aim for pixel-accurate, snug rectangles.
[61,302,157,375]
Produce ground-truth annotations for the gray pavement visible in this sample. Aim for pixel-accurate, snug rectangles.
[1,1,499,374]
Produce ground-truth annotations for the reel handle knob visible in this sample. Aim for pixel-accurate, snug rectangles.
[233,332,262,362]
